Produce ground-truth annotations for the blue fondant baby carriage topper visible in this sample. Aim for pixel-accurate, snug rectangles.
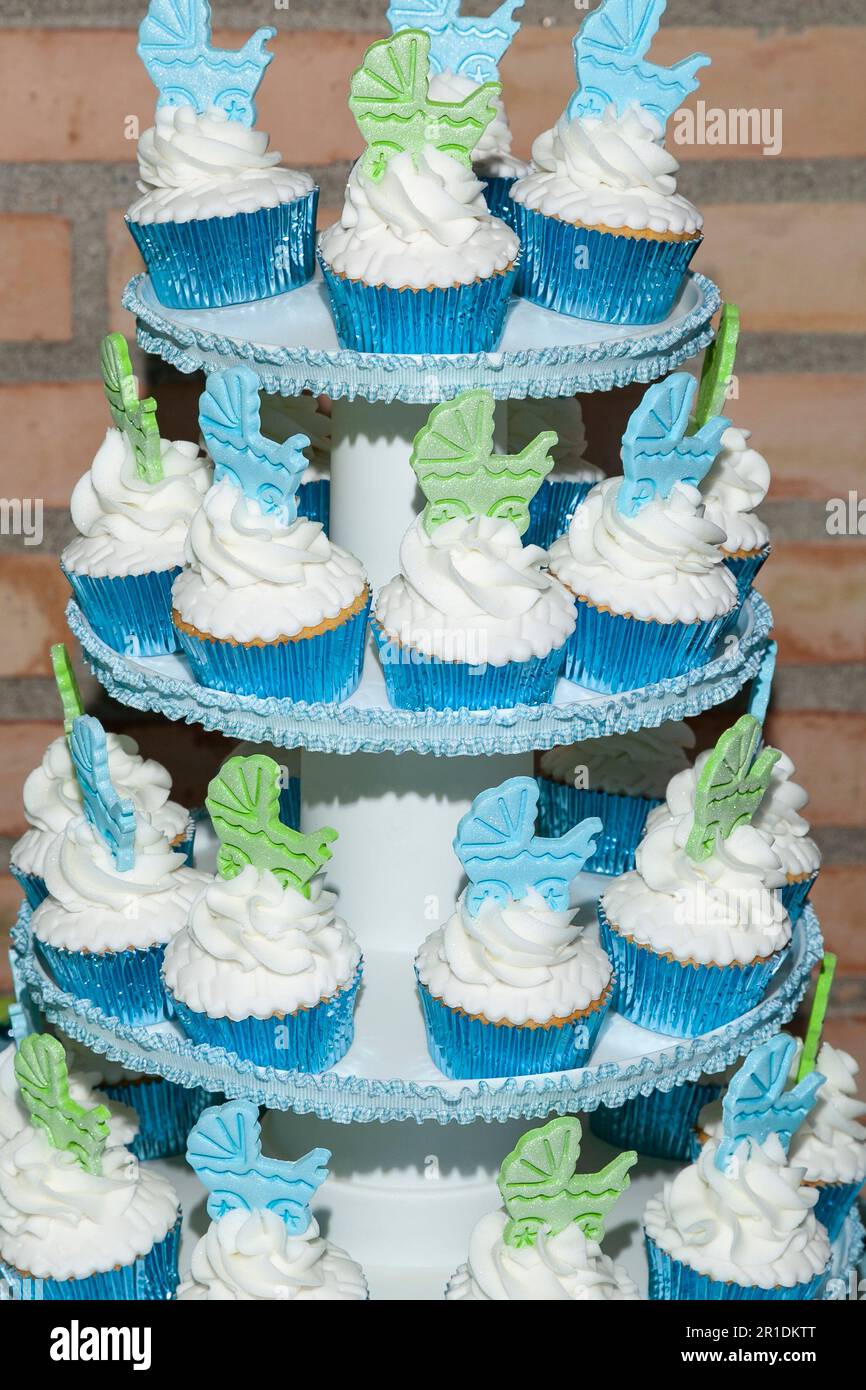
[200,367,311,526]
[567,0,709,130]
[187,1099,330,1234]
[387,0,524,83]
[454,776,602,916]
[617,372,730,519]
[138,0,276,127]
[714,1034,825,1175]
[69,715,137,873]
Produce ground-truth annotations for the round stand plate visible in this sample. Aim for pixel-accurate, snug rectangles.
[123,270,721,402]
[67,594,772,758]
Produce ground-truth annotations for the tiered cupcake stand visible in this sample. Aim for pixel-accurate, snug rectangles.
[11,269,862,1299]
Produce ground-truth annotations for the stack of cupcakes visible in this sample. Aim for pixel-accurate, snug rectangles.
[416,776,613,1079]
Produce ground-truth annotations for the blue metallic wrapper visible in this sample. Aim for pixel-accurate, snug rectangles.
[63,563,181,658]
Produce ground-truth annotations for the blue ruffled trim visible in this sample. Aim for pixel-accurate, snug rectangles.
[589,1080,723,1161]
[0,1216,181,1301]
[536,779,661,877]
[63,564,181,658]
[645,1234,827,1301]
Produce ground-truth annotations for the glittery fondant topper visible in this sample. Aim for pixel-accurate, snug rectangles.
[691,302,740,433]
[454,776,602,916]
[617,372,730,518]
[567,0,710,129]
[797,953,837,1084]
[684,714,780,863]
[386,0,524,84]
[69,716,137,872]
[715,1035,825,1174]
[411,389,556,536]
[186,1100,330,1233]
[349,29,500,181]
[199,368,311,524]
[498,1117,637,1249]
[14,1034,110,1176]
[137,0,275,127]
[100,333,164,485]
[50,643,84,738]
[206,755,336,897]
[747,640,777,729]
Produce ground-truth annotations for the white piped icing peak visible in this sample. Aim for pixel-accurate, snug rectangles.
[427,72,529,181]
[446,1209,639,1301]
[701,426,771,557]
[61,428,212,579]
[507,396,603,484]
[540,721,695,800]
[177,1210,367,1301]
[0,1045,138,1149]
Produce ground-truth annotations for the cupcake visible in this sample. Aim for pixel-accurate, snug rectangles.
[0,1034,180,1300]
[701,426,771,603]
[416,777,612,1079]
[447,1116,638,1299]
[318,30,519,354]
[173,368,369,703]
[31,716,206,1027]
[509,0,707,324]
[62,334,211,658]
[509,396,604,549]
[128,4,317,308]
[163,756,360,1073]
[537,721,696,876]
[179,1100,367,1300]
[548,374,737,694]
[600,715,791,1036]
[374,390,575,711]
[259,393,331,534]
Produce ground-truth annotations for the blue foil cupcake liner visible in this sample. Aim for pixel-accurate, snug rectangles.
[63,563,181,658]
[280,777,301,830]
[175,595,370,703]
[483,174,519,225]
[417,977,611,1080]
[561,594,732,694]
[372,620,566,712]
[34,939,174,1026]
[511,200,702,326]
[525,479,595,550]
[0,1217,181,1301]
[9,865,48,910]
[318,252,517,354]
[126,191,319,310]
[169,968,361,1073]
[297,478,331,534]
[598,904,783,1038]
[645,1235,826,1301]
[724,544,771,603]
[590,1080,724,1162]
[782,871,819,925]
[102,1076,219,1162]
[813,1180,864,1243]
[537,779,662,877]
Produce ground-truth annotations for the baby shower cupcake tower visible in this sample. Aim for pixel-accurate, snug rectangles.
[10,0,847,1301]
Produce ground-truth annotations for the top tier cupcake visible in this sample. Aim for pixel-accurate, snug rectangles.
[318,29,519,353]
[127,0,318,307]
[510,0,707,324]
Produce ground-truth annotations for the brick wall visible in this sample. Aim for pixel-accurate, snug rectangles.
[0,1,864,1061]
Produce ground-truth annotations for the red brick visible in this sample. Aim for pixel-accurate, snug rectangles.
[756,544,866,663]
[107,209,144,337]
[0,558,70,677]
[813,868,866,975]
[1,382,106,509]
[731,376,866,502]
[762,711,866,829]
[0,216,71,342]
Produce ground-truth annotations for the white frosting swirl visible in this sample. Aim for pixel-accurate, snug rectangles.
[702,426,771,556]
[31,817,206,953]
[0,1126,178,1281]
[427,73,529,180]
[61,428,212,579]
[446,1210,639,1300]
[511,105,702,236]
[0,1045,138,1148]
[11,732,188,878]
[507,395,603,484]
[375,515,576,666]
[644,1135,831,1289]
[319,145,519,289]
[177,1210,367,1301]
[127,105,314,224]
[416,889,611,1025]
[540,721,695,799]
[548,477,737,624]
[173,479,367,642]
[162,867,361,1020]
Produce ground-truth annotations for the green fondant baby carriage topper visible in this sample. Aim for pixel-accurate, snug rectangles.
[206,754,336,898]
[618,372,730,519]
[567,0,710,130]
[14,1033,110,1176]
[187,1099,329,1234]
[714,1034,825,1174]
[348,29,501,182]
[498,1117,637,1249]
[137,0,275,127]
[101,333,163,485]
[199,367,311,524]
[387,0,524,84]
[50,642,84,738]
[684,713,781,863]
[691,302,740,434]
[797,951,837,1085]
[411,389,556,536]
[454,776,602,916]
[69,714,137,872]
